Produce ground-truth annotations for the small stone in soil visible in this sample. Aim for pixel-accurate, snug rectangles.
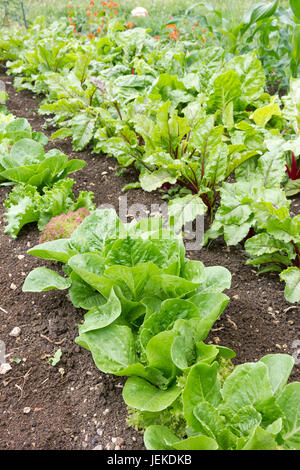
[23,407,31,414]
[0,363,12,375]
[9,327,21,337]
[112,437,124,446]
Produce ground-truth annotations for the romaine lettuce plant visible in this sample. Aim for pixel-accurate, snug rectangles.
[144,354,300,450]
[0,136,86,189]
[22,209,233,429]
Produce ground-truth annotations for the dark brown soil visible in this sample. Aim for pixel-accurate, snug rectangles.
[0,75,299,451]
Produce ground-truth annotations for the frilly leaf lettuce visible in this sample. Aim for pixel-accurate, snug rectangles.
[4,178,95,238]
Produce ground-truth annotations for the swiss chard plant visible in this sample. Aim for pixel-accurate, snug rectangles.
[204,179,300,303]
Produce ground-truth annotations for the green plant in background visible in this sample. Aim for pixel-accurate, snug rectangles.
[289,0,300,77]
[0,0,27,27]
[180,0,280,54]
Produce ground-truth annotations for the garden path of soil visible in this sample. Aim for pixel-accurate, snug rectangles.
[0,73,299,450]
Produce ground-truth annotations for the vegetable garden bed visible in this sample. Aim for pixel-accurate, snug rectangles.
[0,74,299,451]
[1,0,300,451]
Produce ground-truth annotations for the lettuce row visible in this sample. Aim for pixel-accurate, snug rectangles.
[0,114,93,238]
[0,117,86,188]
[22,209,300,450]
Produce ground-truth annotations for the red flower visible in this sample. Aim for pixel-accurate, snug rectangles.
[126,22,134,29]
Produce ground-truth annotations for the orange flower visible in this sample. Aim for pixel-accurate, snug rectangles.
[90,0,95,5]
[97,27,101,33]
[126,22,134,29]
[88,33,93,39]
[168,29,180,40]
[201,37,206,42]
[193,22,198,26]
[154,36,160,40]
[166,24,176,29]
[87,10,91,16]
[101,1,107,6]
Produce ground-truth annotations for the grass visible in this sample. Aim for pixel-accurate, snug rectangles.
[1,0,281,32]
